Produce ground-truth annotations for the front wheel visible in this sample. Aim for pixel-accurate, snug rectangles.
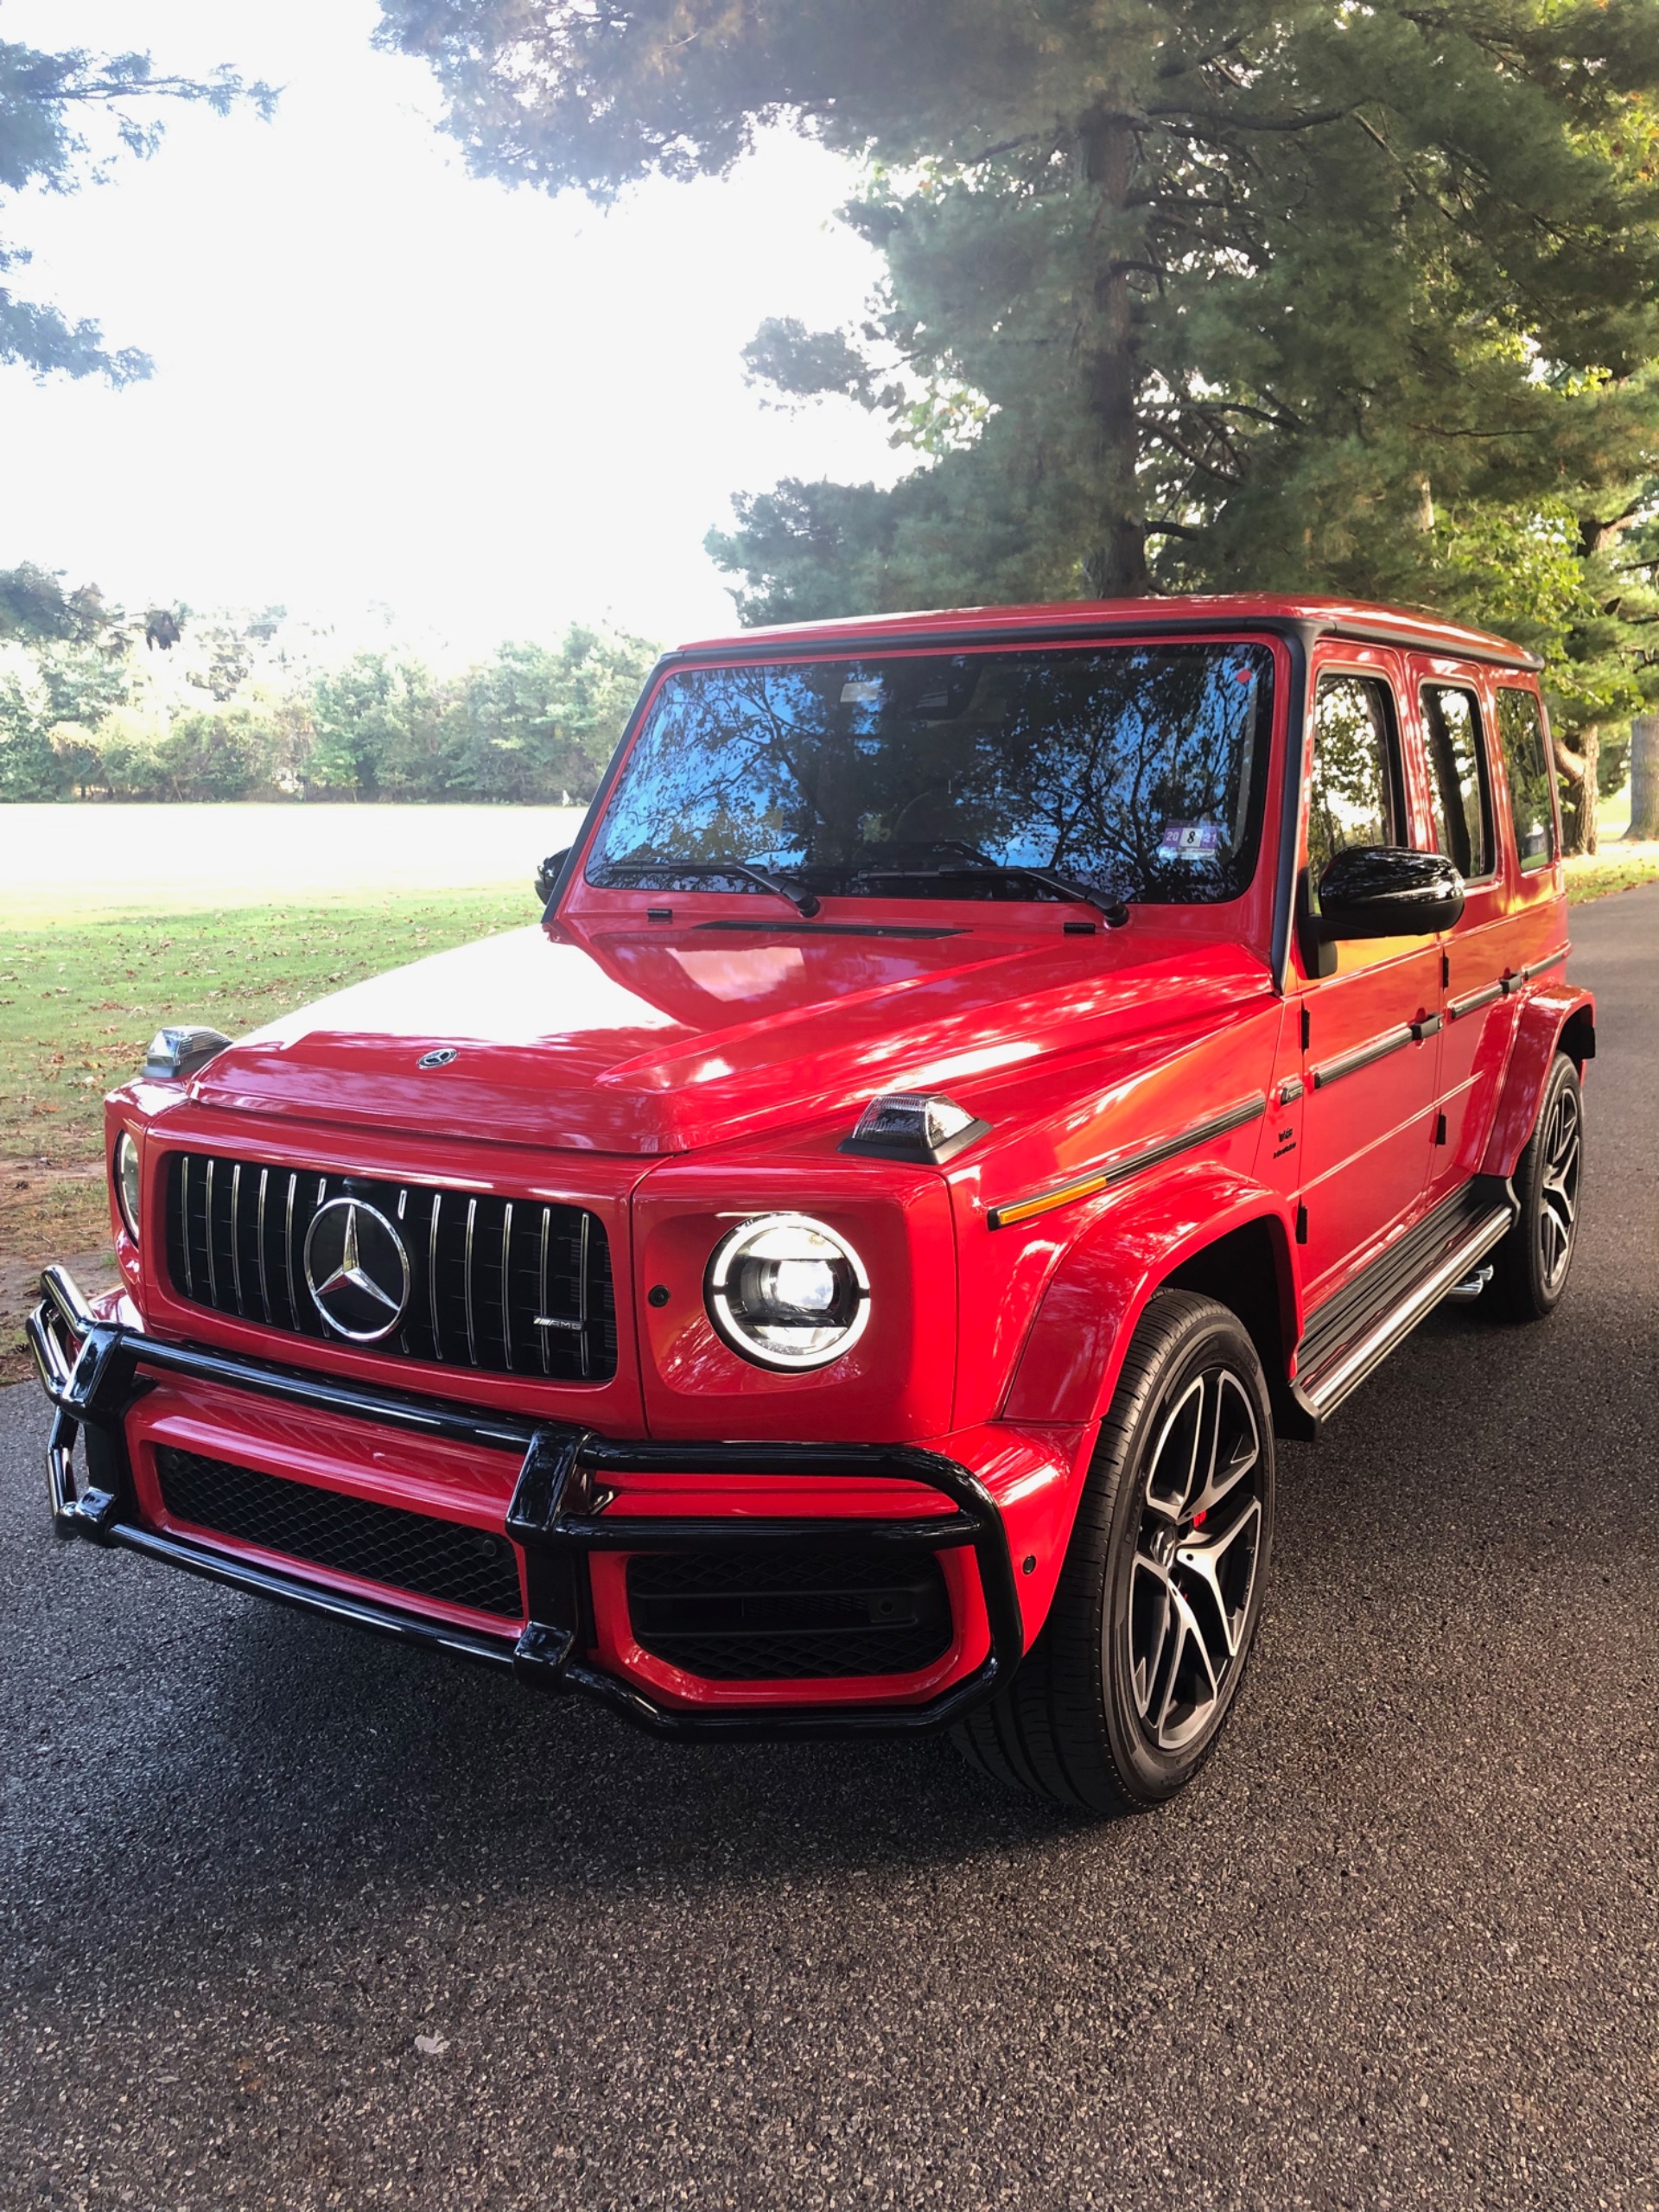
[954,1290,1274,1814]
[1489,1052,1583,1322]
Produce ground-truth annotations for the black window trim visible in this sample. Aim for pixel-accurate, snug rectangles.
[1418,679,1497,887]
[1493,683,1559,877]
[1307,665,1409,890]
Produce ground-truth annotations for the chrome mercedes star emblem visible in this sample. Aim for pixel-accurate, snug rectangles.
[302,1197,411,1342]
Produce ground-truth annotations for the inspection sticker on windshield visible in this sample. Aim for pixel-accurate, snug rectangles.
[841,679,883,705]
[1160,820,1224,857]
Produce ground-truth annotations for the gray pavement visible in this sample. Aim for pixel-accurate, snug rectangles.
[3,888,1656,2212]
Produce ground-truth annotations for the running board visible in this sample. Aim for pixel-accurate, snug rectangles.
[1291,1189,1516,1431]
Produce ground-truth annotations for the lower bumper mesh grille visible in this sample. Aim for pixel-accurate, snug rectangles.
[155,1446,523,1620]
[626,1546,952,1680]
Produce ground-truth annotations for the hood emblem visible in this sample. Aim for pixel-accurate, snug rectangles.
[417,1046,459,1069]
[303,1198,411,1342]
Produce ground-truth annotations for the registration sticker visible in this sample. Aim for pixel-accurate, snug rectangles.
[1159,820,1224,858]
[841,679,883,706]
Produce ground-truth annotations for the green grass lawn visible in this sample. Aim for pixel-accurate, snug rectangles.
[1565,849,1659,903]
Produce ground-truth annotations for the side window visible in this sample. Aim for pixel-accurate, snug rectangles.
[1307,674,1402,893]
[1495,689,1556,872]
[1422,685,1493,880]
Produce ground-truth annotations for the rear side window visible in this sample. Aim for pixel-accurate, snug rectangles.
[1496,689,1556,872]
[1422,686,1493,880]
[1307,674,1402,892]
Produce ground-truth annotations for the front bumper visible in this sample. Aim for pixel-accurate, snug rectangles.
[28,1267,1023,1739]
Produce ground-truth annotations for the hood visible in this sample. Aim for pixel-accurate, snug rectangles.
[184,919,1273,1155]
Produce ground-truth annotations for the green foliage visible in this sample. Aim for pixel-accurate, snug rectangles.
[382,0,1659,749]
[307,627,657,802]
[380,0,1659,588]
[308,653,431,798]
[0,563,112,643]
[0,36,275,382]
[0,589,658,804]
[0,665,56,799]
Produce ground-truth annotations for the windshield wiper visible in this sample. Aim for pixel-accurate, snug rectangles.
[843,842,1128,923]
[593,856,822,918]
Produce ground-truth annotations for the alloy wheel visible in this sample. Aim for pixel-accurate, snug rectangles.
[1127,1364,1265,1753]
[1537,1083,1581,1295]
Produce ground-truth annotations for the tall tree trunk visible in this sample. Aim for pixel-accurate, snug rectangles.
[1627,714,1659,841]
[1079,111,1151,600]
[1556,725,1599,855]
[1579,726,1599,855]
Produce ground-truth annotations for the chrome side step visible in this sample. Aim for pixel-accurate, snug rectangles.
[1294,1202,1516,1426]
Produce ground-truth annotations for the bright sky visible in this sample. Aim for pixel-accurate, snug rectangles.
[0,0,903,657]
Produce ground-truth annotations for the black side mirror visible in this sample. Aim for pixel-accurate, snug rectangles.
[535,849,570,906]
[1316,845,1465,941]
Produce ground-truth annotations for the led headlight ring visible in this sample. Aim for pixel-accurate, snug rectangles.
[703,1212,872,1373]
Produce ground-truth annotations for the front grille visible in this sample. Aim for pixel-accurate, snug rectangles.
[626,1547,953,1680]
[156,1446,524,1619]
[163,1153,615,1382]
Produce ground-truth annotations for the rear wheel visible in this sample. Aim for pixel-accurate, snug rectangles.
[954,1290,1274,1813]
[1489,1052,1583,1322]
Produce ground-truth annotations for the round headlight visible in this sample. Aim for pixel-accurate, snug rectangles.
[114,1129,141,1243]
[703,1213,871,1372]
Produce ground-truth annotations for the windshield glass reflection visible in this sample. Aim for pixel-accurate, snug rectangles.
[587,644,1274,907]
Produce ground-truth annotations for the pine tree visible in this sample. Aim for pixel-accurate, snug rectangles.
[382,0,1659,608]
[0,39,275,382]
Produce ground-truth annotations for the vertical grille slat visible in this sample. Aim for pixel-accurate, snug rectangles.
[537,1208,551,1376]
[255,1167,271,1325]
[204,1160,219,1307]
[463,1196,479,1368]
[282,1171,298,1328]
[500,1200,514,1373]
[229,1163,245,1318]
[179,1157,195,1298]
[163,1153,613,1382]
[578,1212,592,1380]
[429,1191,445,1365]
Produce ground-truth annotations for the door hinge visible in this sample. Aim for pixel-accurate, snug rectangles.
[1434,1111,1447,1146]
[1441,950,1451,990]
[1295,1202,1308,1245]
[1300,1005,1311,1052]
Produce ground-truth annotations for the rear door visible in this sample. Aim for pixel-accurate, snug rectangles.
[1411,662,1505,1205]
[1294,652,1441,1303]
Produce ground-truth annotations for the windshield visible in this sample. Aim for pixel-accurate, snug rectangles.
[586,642,1274,906]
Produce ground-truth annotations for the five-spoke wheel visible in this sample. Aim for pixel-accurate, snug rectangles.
[954,1289,1274,1813]
[1536,1077,1581,1296]
[1491,1052,1584,1320]
[1128,1364,1266,1753]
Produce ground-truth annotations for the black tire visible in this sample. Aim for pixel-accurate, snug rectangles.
[1488,1052,1584,1323]
[954,1289,1274,1814]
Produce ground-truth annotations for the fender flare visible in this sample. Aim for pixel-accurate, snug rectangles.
[1001,1163,1300,1432]
[1480,984,1595,1180]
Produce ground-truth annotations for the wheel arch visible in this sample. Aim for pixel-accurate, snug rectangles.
[1001,1167,1302,1435]
[1480,985,1595,1180]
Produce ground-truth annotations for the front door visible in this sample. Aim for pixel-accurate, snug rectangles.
[1295,660,1441,1305]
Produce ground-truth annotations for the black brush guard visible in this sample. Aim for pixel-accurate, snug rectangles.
[27,1267,1022,1739]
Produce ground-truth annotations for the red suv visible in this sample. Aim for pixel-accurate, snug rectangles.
[30,596,1591,1813]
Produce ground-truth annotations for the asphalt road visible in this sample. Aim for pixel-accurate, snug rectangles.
[3,890,1656,2212]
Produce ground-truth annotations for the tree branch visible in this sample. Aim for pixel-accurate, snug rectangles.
[1145,102,1359,133]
